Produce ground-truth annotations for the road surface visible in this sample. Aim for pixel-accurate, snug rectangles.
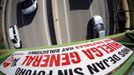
[7,0,51,49]
[6,0,108,49]
[52,0,108,44]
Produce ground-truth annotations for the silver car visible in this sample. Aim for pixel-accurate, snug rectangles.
[9,25,22,48]
[87,15,105,39]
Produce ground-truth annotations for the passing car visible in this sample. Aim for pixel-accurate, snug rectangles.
[8,25,22,49]
[18,0,38,15]
[87,15,105,39]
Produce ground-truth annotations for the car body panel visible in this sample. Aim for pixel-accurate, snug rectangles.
[93,15,104,24]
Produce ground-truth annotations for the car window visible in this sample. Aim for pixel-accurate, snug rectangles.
[96,23,104,30]
[13,30,16,34]
[11,39,17,43]
[14,35,17,40]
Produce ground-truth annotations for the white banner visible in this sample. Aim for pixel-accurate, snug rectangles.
[0,38,133,75]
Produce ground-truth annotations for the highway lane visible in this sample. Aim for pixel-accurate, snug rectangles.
[5,0,16,49]
[53,0,108,44]
[8,0,51,49]
[18,0,51,48]
[52,0,93,44]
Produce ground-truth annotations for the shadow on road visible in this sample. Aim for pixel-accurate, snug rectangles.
[86,19,94,40]
[69,0,93,10]
[16,3,37,28]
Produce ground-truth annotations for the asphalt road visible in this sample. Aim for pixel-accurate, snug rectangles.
[53,0,107,44]
[8,0,51,48]
[7,0,108,49]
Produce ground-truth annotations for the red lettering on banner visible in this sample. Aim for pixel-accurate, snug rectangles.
[97,45,114,53]
[49,54,60,67]
[114,42,122,49]
[82,42,122,60]
[82,48,103,60]
[70,52,81,64]
[75,41,104,49]
[22,56,36,66]
[21,52,81,67]
[40,55,50,67]
[61,53,70,66]
[22,56,29,65]
[21,41,122,66]
[90,47,103,57]
[26,56,36,66]
[32,55,43,67]
[107,42,122,50]
[82,49,94,59]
